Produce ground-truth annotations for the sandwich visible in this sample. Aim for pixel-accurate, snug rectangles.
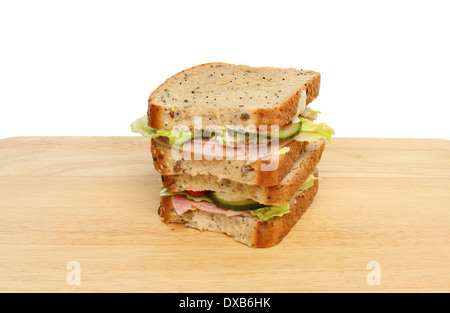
[132,62,334,248]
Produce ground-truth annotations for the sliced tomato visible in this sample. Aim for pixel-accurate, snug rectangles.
[188,190,208,197]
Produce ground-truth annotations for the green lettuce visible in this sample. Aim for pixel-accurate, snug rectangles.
[251,173,319,221]
[160,187,213,203]
[249,203,290,221]
[156,128,194,146]
[294,174,319,197]
[294,117,335,143]
[131,115,158,138]
[301,107,321,118]
[293,132,328,142]
[131,116,193,146]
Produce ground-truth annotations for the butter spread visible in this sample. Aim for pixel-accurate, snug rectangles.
[272,146,290,155]
[292,89,307,123]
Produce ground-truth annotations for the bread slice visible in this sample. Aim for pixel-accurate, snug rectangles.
[148,63,320,130]
[162,140,325,205]
[158,174,319,248]
[151,137,309,186]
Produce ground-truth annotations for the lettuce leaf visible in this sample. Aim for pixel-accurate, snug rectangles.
[295,174,319,197]
[157,128,194,146]
[249,203,290,221]
[301,107,321,118]
[294,117,335,143]
[159,187,174,197]
[299,174,319,191]
[251,173,319,221]
[159,187,213,203]
[131,116,193,146]
[293,132,328,142]
[131,116,159,138]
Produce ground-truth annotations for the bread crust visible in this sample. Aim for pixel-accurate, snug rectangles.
[253,73,320,128]
[158,195,177,224]
[147,63,321,130]
[158,177,319,248]
[151,138,308,186]
[251,177,319,248]
[262,141,324,204]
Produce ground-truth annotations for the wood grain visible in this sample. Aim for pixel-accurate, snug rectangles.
[0,136,449,292]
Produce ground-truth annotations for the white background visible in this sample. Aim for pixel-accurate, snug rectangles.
[1,0,449,140]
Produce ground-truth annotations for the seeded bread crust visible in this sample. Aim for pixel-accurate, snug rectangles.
[162,140,325,205]
[158,177,319,248]
[151,138,308,186]
[148,63,321,130]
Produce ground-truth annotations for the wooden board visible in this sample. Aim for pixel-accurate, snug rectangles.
[0,136,449,292]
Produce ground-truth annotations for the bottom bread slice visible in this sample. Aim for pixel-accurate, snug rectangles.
[158,178,319,248]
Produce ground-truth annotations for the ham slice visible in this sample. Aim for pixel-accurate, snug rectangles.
[181,138,247,159]
[171,194,253,217]
[178,137,292,163]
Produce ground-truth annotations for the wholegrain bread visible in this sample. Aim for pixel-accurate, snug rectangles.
[158,175,319,248]
[162,140,325,205]
[148,63,320,130]
[151,137,309,186]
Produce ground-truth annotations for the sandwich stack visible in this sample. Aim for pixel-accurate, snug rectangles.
[132,63,334,248]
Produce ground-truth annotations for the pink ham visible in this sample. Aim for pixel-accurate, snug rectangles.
[180,138,246,159]
[179,137,291,162]
[171,194,253,217]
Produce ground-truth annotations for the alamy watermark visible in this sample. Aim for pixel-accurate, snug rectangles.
[366,261,381,286]
[66,261,81,286]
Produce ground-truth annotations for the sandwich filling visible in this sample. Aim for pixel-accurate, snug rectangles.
[152,135,295,164]
[132,91,334,149]
[161,173,319,221]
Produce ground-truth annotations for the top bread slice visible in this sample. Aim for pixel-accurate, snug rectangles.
[148,63,321,130]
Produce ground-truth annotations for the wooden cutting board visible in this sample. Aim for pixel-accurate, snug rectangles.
[0,136,449,293]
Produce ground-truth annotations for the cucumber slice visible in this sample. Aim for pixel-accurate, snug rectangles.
[209,191,266,211]
[226,121,302,142]
[265,122,302,140]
